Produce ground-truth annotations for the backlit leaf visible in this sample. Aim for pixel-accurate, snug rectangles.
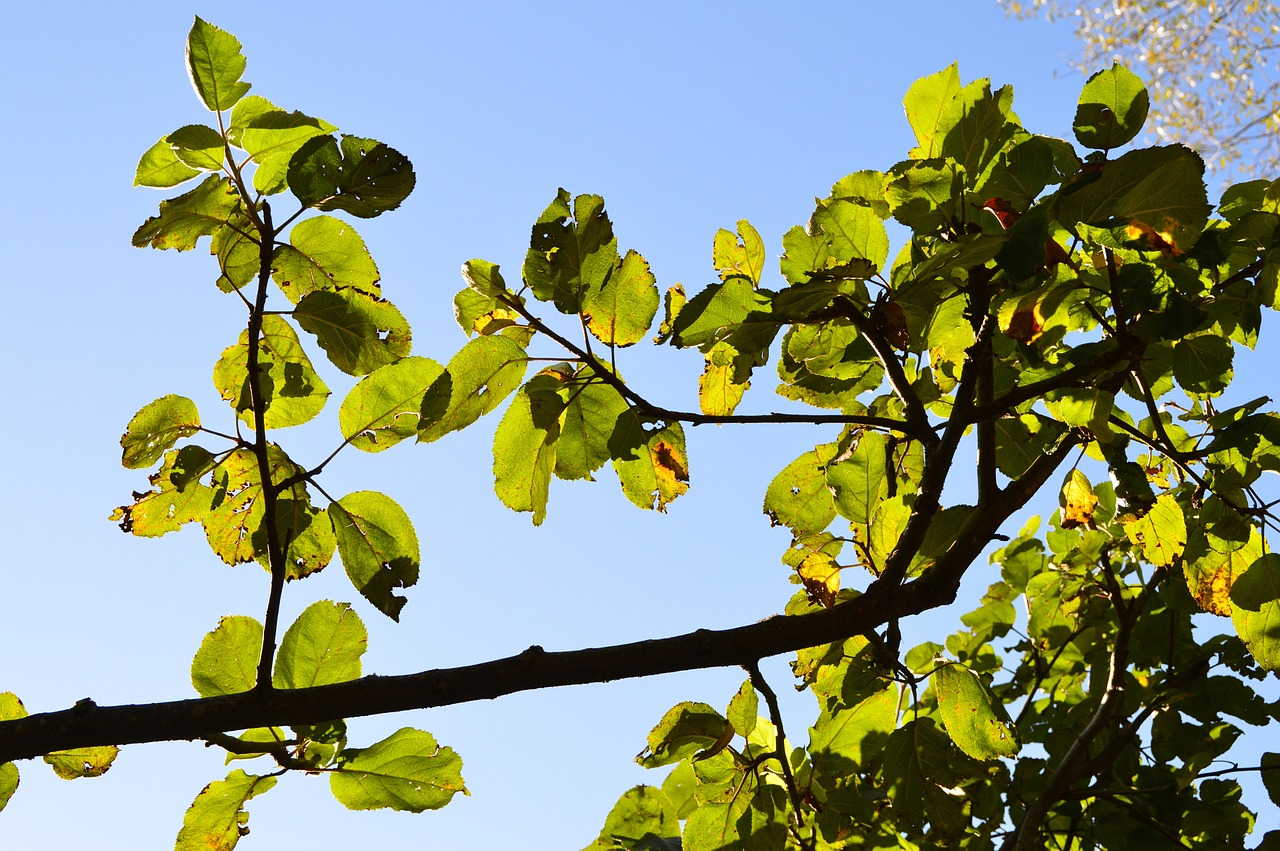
[132,175,240,251]
[230,96,336,195]
[883,718,965,836]
[135,138,201,188]
[1186,528,1264,617]
[294,287,412,376]
[1230,554,1280,671]
[0,762,16,813]
[582,249,659,347]
[120,394,200,470]
[168,124,225,171]
[328,491,420,621]
[212,315,330,429]
[330,728,466,812]
[713,219,766,285]
[418,334,529,444]
[1173,335,1234,397]
[763,445,838,537]
[186,17,251,112]
[43,747,118,780]
[191,615,263,697]
[610,418,689,513]
[933,662,1019,760]
[522,190,620,314]
[174,769,276,851]
[288,135,415,218]
[272,215,378,304]
[809,684,899,774]
[112,445,216,537]
[1060,469,1098,529]
[726,680,758,738]
[1057,145,1210,255]
[1123,493,1186,568]
[556,366,630,482]
[1074,63,1149,150]
[636,702,730,769]
[904,64,962,160]
[273,601,366,689]
[826,431,889,525]
[493,369,570,524]
[584,785,680,850]
[340,357,445,452]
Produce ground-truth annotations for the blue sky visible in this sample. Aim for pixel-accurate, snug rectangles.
[1,2,1274,848]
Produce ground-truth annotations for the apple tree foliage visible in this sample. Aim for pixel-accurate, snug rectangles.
[3,17,1280,851]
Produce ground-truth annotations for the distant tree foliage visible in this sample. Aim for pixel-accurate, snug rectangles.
[1004,0,1280,175]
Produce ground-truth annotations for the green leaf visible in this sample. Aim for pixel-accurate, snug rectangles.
[582,249,659,347]
[272,215,379,304]
[328,491,420,621]
[132,175,241,251]
[556,366,631,482]
[726,681,758,738]
[584,786,681,851]
[418,335,529,444]
[670,279,773,349]
[492,368,570,524]
[212,315,330,429]
[168,124,225,171]
[340,356,445,452]
[185,17,251,112]
[809,684,899,774]
[0,762,17,813]
[763,445,838,537]
[211,210,259,292]
[1056,145,1210,255]
[826,431,889,525]
[330,728,466,812]
[1173,335,1234,397]
[112,445,216,537]
[43,747,118,780]
[191,615,263,697]
[904,64,962,160]
[1230,553,1280,671]
[933,662,1019,760]
[1074,63,1149,150]
[273,601,366,689]
[294,287,412,376]
[812,198,890,272]
[229,96,337,195]
[174,769,276,851]
[135,138,201,188]
[938,79,1019,183]
[120,394,200,469]
[713,220,766,285]
[287,135,415,218]
[636,702,730,769]
[883,718,965,836]
[522,190,620,314]
[610,418,690,513]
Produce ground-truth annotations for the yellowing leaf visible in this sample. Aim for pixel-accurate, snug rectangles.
[1060,469,1099,529]
[1123,493,1186,567]
[175,769,276,851]
[797,550,841,608]
[43,747,119,780]
[1186,528,1264,616]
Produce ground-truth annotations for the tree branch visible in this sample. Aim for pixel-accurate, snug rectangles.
[501,293,922,437]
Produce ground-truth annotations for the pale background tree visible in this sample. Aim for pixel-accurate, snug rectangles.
[1003,0,1280,176]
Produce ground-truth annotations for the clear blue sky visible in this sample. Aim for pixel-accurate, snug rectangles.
[1,2,1274,848]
